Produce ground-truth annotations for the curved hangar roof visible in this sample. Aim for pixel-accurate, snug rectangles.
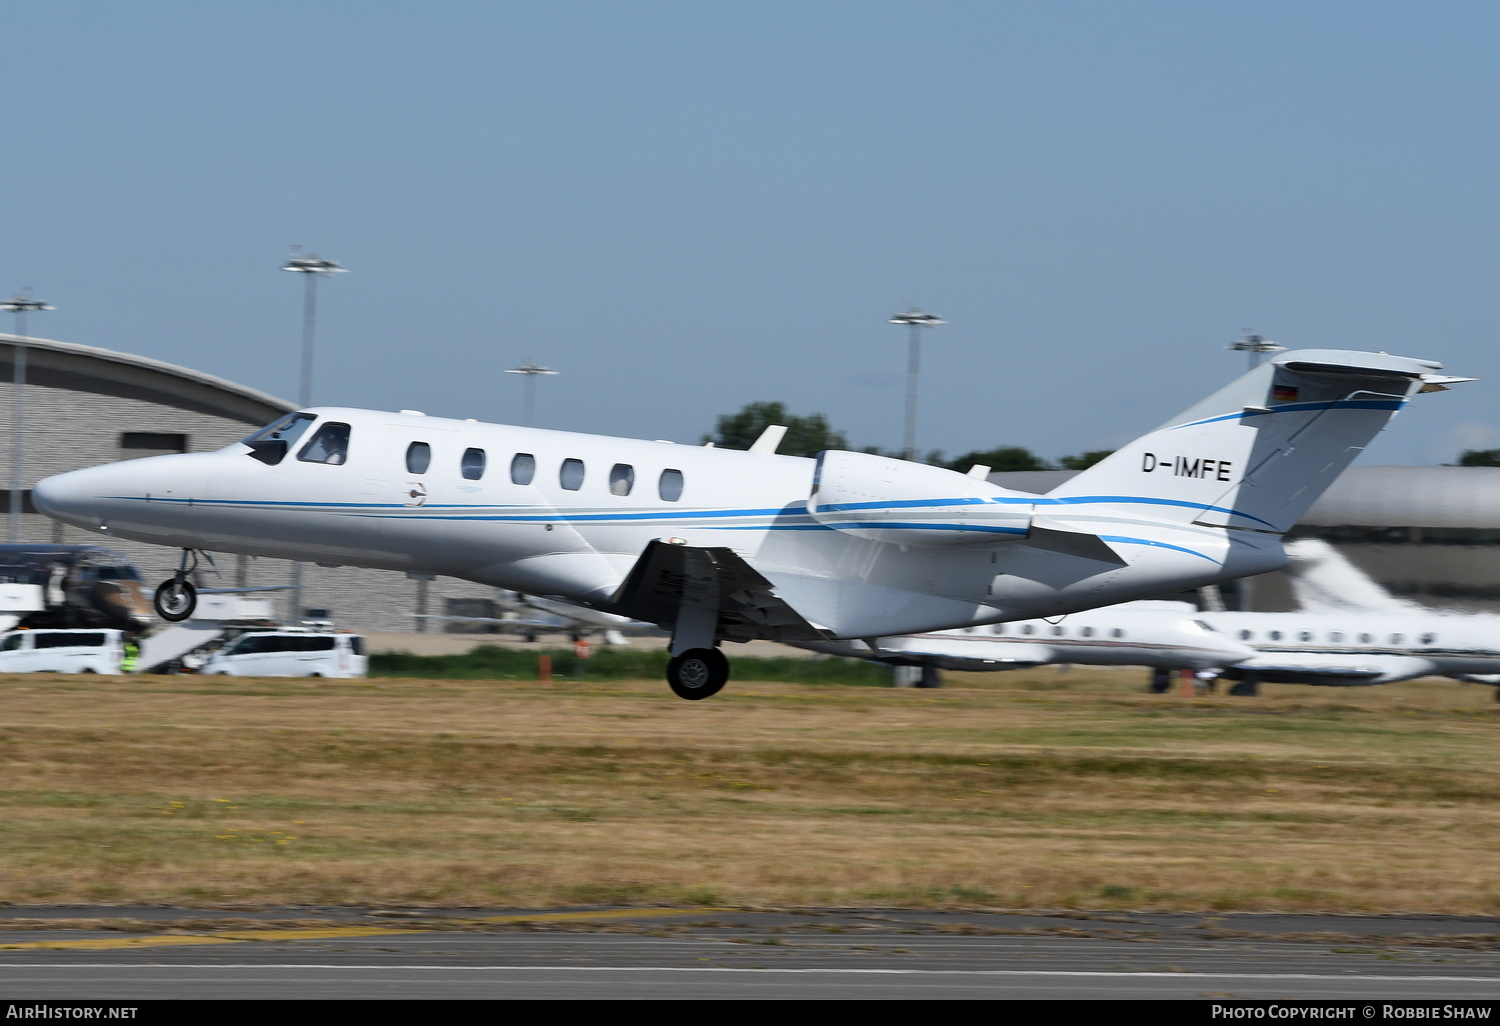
[0,333,294,426]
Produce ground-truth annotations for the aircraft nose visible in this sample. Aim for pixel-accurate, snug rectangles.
[33,465,124,530]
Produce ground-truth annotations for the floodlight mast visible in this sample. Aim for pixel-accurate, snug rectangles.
[889,307,945,459]
[281,251,346,623]
[281,251,348,408]
[506,358,560,428]
[2,289,54,544]
[1229,332,1285,371]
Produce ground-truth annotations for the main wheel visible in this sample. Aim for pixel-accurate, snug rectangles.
[667,648,728,700]
[154,578,197,621]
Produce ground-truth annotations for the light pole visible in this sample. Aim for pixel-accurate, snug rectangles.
[281,251,345,623]
[2,289,54,544]
[506,358,559,427]
[281,251,347,407]
[889,307,945,459]
[1228,332,1284,371]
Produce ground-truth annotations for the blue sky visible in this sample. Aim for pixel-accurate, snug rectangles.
[3,1,1498,464]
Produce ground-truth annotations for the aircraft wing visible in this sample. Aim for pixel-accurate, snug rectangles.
[1232,652,1439,685]
[605,540,832,644]
[869,634,1054,668]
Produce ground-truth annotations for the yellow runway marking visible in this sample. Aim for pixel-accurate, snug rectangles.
[0,908,725,952]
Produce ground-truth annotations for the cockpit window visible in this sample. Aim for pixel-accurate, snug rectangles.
[241,413,316,466]
[298,423,351,465]
[406,442,432,475]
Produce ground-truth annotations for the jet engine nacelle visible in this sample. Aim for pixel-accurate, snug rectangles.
[807,450,1034,547]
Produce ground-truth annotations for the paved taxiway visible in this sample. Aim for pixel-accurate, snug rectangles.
[0,907,1497,999]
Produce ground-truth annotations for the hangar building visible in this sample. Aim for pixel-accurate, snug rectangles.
[0,333,511,633]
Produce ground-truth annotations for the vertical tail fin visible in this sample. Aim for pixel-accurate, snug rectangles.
[1046,350,1450,534]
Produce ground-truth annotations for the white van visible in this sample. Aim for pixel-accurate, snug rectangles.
[200,630,367,678]
[0,629,126,674]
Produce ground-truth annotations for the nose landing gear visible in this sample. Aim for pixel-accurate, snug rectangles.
[153,549,206,622]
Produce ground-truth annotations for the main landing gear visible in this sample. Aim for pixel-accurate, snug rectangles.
[153,549,204,622]
[666,648,728,700]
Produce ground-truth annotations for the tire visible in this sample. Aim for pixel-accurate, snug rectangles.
[154,578,197,621]
[667,648,728,700]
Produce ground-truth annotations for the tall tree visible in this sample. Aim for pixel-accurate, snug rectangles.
[1058,450,1114,470]
[704,402,849,459]
[1459,449,1500,467]
[944,446,1052,472]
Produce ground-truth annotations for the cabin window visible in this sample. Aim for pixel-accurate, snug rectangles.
[298,423,351,465]
[1080,626,1094,637]
[1269,631,1282,641]
[1111,629,1125,638]
[1239,630,1253,641]
[1390,634,1403,645]
[659,468,685,502]
[1421,633,1437,645]
[1021,624,1035,635]
[1050,625,1065,636]
[993,624,1005,635]
[241,412,315,466]
[560,459,585,490]
[406,442,432,475]
[461,448,486,480]
[1298,631,1313,642]
[511,453,536,485]
[1359,633,1372,644]
[1328,632,1343,643]
[610,464,635,496]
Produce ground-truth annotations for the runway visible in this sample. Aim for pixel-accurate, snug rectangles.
[0,907,1497,999]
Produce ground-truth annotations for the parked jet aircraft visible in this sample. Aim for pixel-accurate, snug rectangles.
[818,540,1500,694]
[0,544,151,631]
[1201,538,1500,693]
[31,349,1458,699]
[797,600,1256,687]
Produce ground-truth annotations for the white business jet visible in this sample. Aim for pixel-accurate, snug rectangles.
[32,349,1458,699]
[1200,539,1500,694]
[796,600,1256,687]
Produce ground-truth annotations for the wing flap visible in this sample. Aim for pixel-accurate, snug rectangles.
[606,540,830,643]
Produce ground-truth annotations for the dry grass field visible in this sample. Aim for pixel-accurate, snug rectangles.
[0,665,1497,913]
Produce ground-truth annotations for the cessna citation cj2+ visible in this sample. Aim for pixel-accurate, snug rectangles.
[32,349,1460,699]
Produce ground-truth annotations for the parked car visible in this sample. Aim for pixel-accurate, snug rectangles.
[199,630,367,678]
[0,628,126,674]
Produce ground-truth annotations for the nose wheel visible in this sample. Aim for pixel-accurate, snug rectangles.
[667,648,728,700]
[153,549,203,622]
